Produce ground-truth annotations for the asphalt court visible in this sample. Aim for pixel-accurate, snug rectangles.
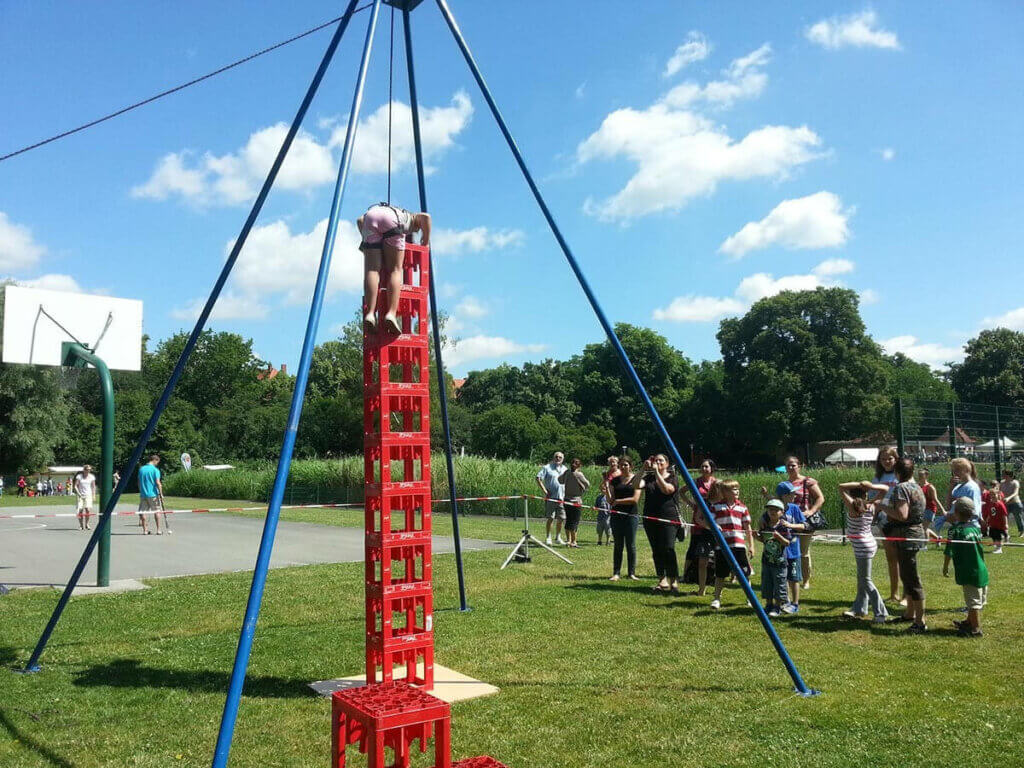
[0,506,502,589]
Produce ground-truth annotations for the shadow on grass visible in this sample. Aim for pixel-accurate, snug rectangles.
[0,708,75,768]
[72,659,314,699]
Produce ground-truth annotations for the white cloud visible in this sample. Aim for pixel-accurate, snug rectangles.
[133,93,472,206]
[879,147,896,161]
[442,335,546,369]
[806,10,901,51]
[653,259,854,323]
[719,192,851,257]
[983,307,1024,331]
[328,91,473,176]
[132,126,335,206]
[455,296,488,318]
[652,295,745,323]
[579,106,822,221]
[170,218,363,320]
[664,32,711,78]
[171,291,268,321]
[15,274,83,293]
[860,288,880,305]
[812,257,855,277]
[0,212,46,271]
[880,335,962,368]
[662,43,771,109]
[735,271,828,304]
[431,227,525,256]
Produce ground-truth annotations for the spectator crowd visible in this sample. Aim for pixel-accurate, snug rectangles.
[535,447,1017,638]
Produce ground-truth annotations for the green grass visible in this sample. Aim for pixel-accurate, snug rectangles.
[2,527,1023,767]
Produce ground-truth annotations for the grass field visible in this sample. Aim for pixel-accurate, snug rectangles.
[2,518,1023,767]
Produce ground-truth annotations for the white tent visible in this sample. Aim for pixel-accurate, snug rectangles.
[824,447,879,464]
[977,437,1017,450]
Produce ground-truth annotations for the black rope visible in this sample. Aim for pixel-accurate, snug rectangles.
[386,4,395,204]
[0,3,376,164]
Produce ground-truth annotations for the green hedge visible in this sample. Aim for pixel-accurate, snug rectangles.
[164,457,993,528]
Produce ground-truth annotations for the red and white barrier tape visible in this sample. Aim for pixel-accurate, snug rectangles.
[0,494,528,520]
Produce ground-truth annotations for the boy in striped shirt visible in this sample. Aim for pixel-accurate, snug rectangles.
[710,480,754,610]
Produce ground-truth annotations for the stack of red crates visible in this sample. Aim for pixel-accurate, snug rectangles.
[363,243,434,690]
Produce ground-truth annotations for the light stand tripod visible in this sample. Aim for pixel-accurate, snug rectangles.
[500,496,573,570]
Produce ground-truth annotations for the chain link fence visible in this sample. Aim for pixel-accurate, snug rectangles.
[895,398,1024,477]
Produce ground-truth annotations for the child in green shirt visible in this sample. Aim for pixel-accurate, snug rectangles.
[943,497,989,638]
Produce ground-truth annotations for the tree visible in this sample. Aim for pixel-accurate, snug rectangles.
[467,404,542,460]
[948,328,1024,407]
[144,330,264,420]
[717,287,890,461]
[572,323,694,455]
[887,353,956,402]
[0,283,71,472]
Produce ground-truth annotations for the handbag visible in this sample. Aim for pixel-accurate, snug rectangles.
[805,509,828,531]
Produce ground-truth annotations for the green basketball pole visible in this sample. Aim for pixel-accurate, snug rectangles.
[62,342,114,587]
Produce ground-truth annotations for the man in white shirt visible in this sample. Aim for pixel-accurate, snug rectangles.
[536,451,567,546]
[74,465,97,531]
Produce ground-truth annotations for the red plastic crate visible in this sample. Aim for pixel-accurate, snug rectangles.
[366,632,434,688]
[331,682,449,768]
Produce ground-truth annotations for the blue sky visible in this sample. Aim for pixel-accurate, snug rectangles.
[3,1,1024,375]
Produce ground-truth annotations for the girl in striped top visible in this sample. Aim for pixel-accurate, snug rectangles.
[839,481,888,623]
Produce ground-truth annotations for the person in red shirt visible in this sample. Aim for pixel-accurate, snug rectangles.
[983,488,1009,554]
[17,476,26,496]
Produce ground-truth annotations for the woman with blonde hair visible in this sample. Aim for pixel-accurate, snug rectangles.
[946,457,983,529]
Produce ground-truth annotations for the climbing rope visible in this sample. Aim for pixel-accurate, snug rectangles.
[386,3,395,204]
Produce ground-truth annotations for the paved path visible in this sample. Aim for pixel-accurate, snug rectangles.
[0,506,501,589]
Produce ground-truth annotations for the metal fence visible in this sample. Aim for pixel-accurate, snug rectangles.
[895,398,1024,477]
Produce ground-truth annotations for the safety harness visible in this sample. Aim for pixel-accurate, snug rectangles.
[358,202,407,252]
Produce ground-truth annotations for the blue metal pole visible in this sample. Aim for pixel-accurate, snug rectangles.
[402,7,469,612]
[434,0,817,696]
[19,0,363,676]
[209,3,384,765]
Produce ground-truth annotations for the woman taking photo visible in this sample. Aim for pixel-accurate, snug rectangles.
[682,459,717,596]
[640,454,683,594]
[782,456,825,591]
[871,446,901,604]
[608,458,641,581]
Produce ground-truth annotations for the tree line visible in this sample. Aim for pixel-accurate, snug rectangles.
[3,284,1023,475]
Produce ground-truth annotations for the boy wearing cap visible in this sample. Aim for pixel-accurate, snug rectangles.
[772,481,808,613]
[943,497,988,637]
[758,499,792,617]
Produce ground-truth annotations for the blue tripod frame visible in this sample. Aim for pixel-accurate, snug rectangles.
[21,2,818,767]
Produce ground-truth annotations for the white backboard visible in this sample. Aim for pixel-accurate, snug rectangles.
[2,285,143,371]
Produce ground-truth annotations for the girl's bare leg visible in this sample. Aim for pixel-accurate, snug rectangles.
[364,249,382,321]
[884,540,903,603]
[800,533,812,589]
[382,244,404,331]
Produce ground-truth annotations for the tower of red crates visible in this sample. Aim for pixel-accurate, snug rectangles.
[363,243,434,690]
